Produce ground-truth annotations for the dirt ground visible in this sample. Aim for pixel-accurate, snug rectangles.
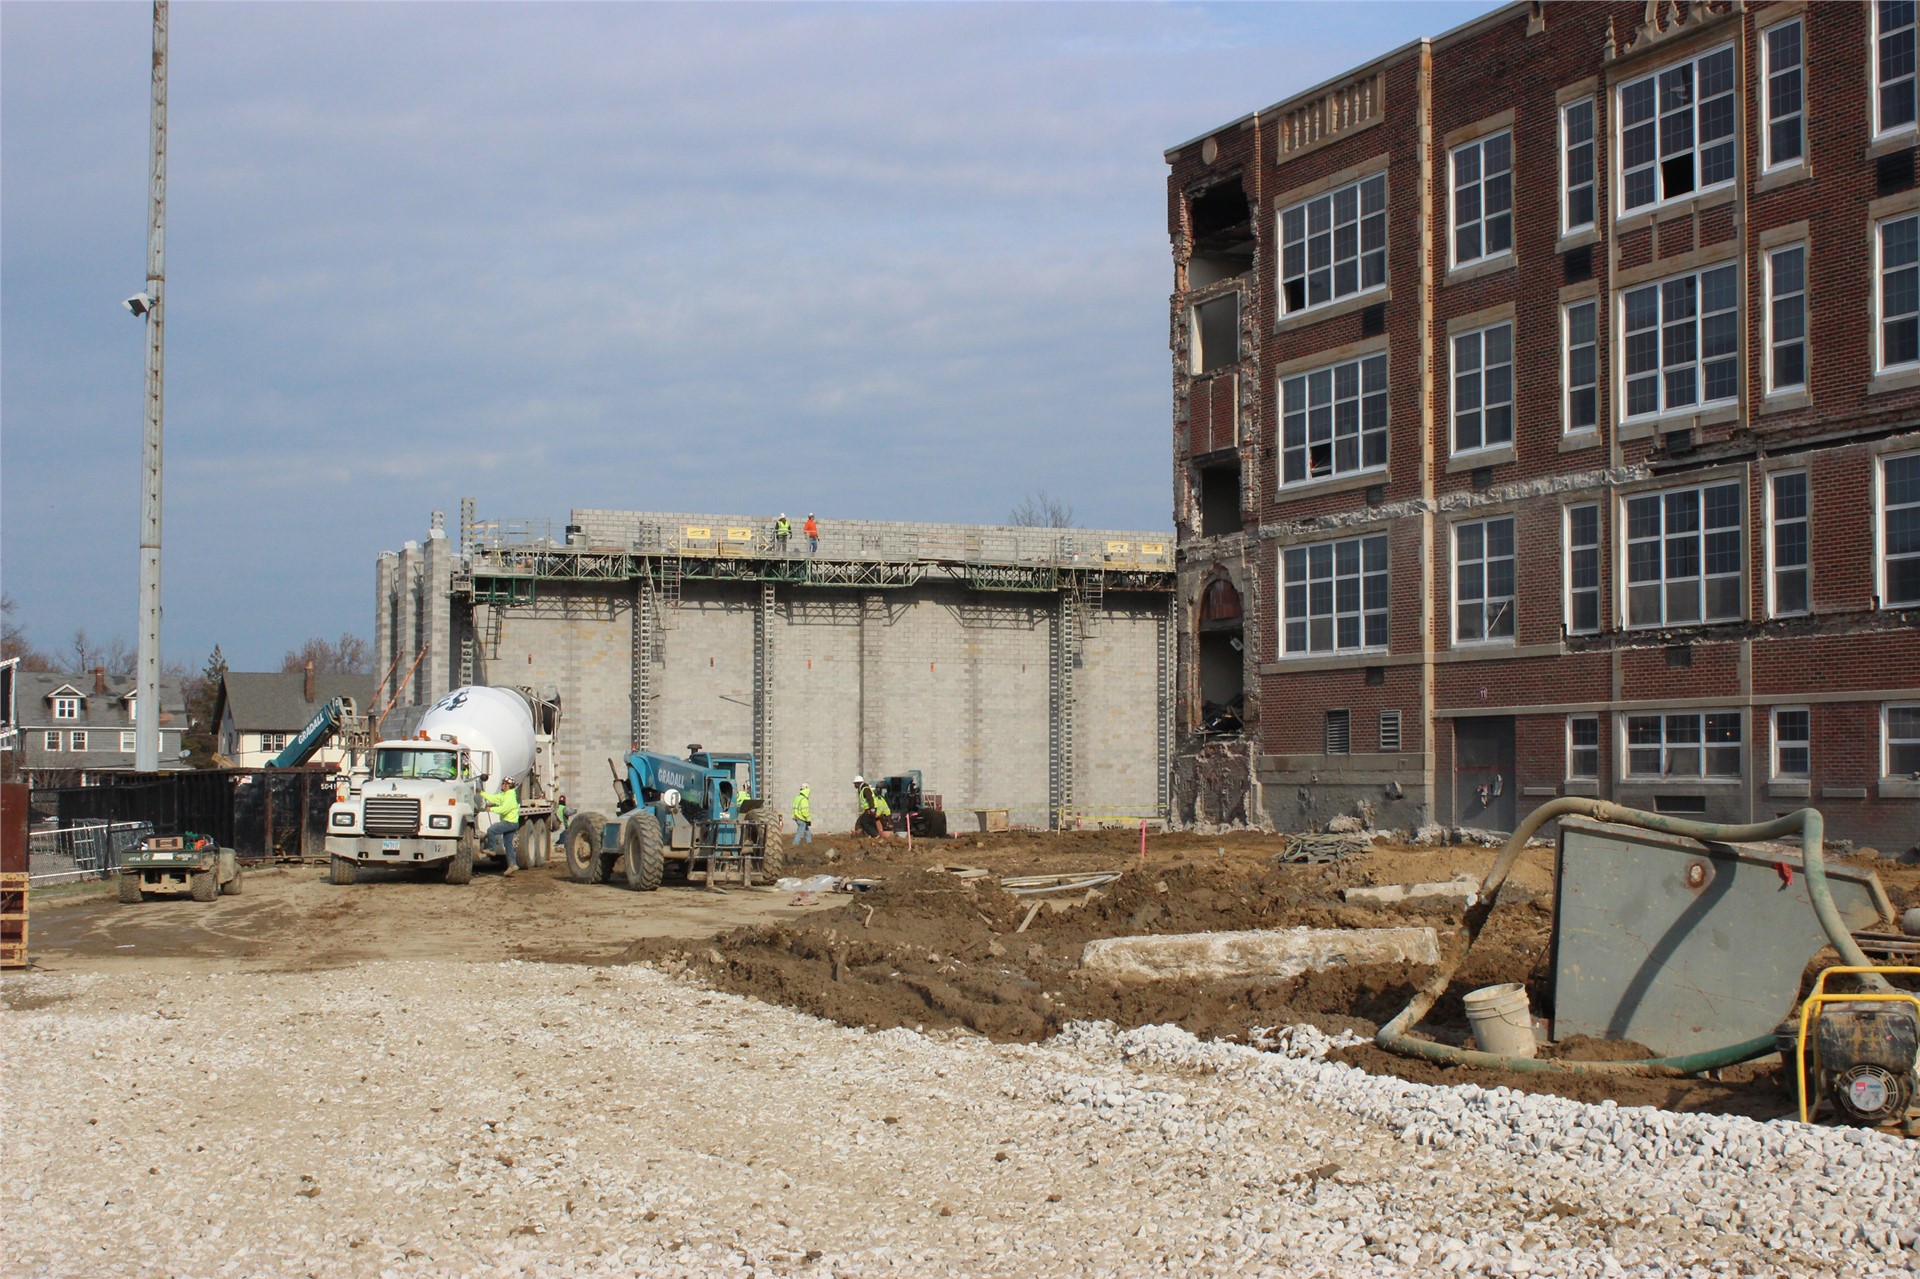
[20,825,1919,1123]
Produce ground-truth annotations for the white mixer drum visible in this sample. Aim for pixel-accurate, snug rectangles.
[415,685,534,790]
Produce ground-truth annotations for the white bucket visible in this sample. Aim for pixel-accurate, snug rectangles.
[1463,982,1536,1058]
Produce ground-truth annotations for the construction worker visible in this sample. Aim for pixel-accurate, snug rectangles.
[790,784,813,845]
[872,785,893,836]
[854,775,878,838]
[736,779,752,810]
[554,794,568,850]
[774,513,792,554]
[804,513,819,556]
[480,777,522,876]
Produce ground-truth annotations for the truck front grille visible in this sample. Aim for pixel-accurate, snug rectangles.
[363,796,421,838]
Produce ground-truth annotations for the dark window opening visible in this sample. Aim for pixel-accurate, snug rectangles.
[1197,577,1244,737]
[1192,294,1240,374]
[1653,794,1708,815]
[1196,462,1241,538]
[1189,179,1255,288]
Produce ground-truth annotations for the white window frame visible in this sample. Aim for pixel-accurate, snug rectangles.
[1875,1,1918,140]
[1767,469,1810,618]
[1885,702,1920,777]
[1278,533,1390,658]
[260,732,289,755]
[120,730,136,753]
[1620,264,1740,421]
[52,695,79,720]
[1771,706,1811,780]
[1278,172,1388,317]
[1452,516,1516,646]
[1563,298,1599,435]
[1764,243,1807,395]
[1278,352,1389,487]
[1881,449,1920,607]
[1565,503,1602,635]
[1761,18,1805,171]
[1879,212,1920,374]
[1623,710,1743,780]
[1567,714,1600,780]
[1450,130,1513,268]
[1450,321,1514,456]
[1623,480,1745,628]
[69,729,87,753]
[42,731,60,752]
[1615,44,1738,217]
[1560,98,1596,235]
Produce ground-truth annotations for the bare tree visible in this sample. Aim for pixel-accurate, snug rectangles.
[1009,490,1078,528]
[1,594,54,671]
[282,633,373,674]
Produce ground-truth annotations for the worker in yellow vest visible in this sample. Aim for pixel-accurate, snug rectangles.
[774,514,793,554]
[791,784,812,845]
[872,787,893,836]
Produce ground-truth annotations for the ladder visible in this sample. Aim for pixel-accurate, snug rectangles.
[631,575,654,752]
[1049,593,1078,830]
[753,583,775,809]
[486,603,503,659]
[661,552,683,613]
[1078,569,1104,630]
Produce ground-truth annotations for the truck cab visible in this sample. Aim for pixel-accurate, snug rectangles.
[325,736,484,884]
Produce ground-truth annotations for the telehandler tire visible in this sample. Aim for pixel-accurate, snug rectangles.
[117,873,143,904]
[756,827,784,884]
[329,856,357,886]
[623,814,665,892]
[565,812,606,883]
[445,830,477,885]
[925,809,949,839]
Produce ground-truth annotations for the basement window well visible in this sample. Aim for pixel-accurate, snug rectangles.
[1188,178,1255,288]
[1191,294,1241,374]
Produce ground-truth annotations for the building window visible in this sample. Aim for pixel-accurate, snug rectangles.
[1622,264,1738,419]
[1191,294,1239,374]
[1879,214,1920,370]
[1379,710,1402,753]
[1772,707,1811,779]
[1769,470,1810,617]
[1325,709,1351,756]
[1280,172,1387,315]
[1561,99,1595,233]
[1280,352,1388,485]
[1765,244,1806,393]
[1564,299,1598,433]
[1878,1,1918,137]
[1885,451,1920,606]
[1568,715,1600,780]
[1625,481,1743,627]
[1451,130,1512,266]
[120,730,136,753]
[1454,517,1515,644]
[1566,504,1601,634]
[69,730,87,752]
[1626,711,1742,778]
[1887,703,1920,776]
[43,731,60,752]
[52,696,79,720]
[1280,533,1389,656]
[261,732,289,754]
[1451,322,1513,454]
[1618,45,1736,214]
[1763,19,1804,168]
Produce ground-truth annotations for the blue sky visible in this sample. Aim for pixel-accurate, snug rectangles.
[2,0,1497,671]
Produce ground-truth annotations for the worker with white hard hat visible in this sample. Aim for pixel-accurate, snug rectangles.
[854,775,880,838]
[791,783,813,846]
[774,513,792,554]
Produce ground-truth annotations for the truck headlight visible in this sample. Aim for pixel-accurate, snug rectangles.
[428,815,452,830]
[331,811,355,828]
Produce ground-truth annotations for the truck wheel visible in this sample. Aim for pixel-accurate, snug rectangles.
[117,873,143,904]
[525,817,549,868]
[623,814,665,892]
[445,829,477,885]
[565,812,606,883]
[926,809,948,838]
[190,868,217,902]
[329,856,357,886]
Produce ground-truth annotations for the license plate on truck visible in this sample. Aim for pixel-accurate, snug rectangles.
[382,840,400,852]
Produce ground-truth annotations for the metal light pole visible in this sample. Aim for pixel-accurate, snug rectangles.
[133,0,168,773]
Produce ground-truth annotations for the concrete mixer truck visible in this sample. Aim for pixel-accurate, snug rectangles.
[324,685,561,886]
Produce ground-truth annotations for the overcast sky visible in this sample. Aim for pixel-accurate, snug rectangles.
[2,0,1495,671]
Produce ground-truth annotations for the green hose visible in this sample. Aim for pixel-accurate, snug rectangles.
[1374,800,1887,1076]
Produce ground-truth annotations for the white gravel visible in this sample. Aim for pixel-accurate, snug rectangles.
[3,959,1916,1278]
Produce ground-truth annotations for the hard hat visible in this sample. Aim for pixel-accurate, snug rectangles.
[800,783,809,791]
[853,775,864,785]
[779,512,787,518]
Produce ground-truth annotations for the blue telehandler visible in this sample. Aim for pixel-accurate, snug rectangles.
[563,745,776,889]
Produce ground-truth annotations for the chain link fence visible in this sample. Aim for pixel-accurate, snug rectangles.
[28,821,154,886]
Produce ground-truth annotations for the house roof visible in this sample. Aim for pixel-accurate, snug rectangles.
[16,671,186,723]
[215,671,375,733]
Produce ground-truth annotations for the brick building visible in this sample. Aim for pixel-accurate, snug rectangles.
[1168,0,1920,847]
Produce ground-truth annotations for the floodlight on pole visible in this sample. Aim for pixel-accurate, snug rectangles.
[130,0,168,774]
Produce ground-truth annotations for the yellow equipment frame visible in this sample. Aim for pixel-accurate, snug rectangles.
[1795,965,1920,1124]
